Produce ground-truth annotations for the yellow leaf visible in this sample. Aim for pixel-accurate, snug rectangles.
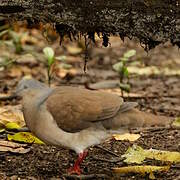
[113,133,140,142]
[5,122,20,130]
[7,132,44,144]
[122,145,146,164]
[113,165,170,180]
[172,117,180,127]
[122,145,180,164]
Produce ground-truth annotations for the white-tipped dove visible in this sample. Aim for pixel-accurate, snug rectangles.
[15,79,171,175]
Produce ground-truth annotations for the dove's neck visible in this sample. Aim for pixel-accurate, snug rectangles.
[22,87,53,130]
[35,88,53,106]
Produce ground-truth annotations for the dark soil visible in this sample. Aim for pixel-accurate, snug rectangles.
[0,128,179,179]
[0,28,179,179]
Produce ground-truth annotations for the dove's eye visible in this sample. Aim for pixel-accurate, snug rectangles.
[24,85,28,89]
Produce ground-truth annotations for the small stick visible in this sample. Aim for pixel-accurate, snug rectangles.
[92,156,124,163]
[94,145,119,157]
[63,173,109,179]
[131,126,178,134]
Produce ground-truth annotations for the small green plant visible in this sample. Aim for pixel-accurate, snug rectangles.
[0,57,15,68]
[0,28,25,54]
[9,30,24,54]
[43,47,55,86]
[113,49,136,96]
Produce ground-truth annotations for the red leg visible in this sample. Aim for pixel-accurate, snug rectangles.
[68,151,88,175]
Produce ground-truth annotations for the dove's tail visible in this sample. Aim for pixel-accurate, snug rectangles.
[102,108,172,131]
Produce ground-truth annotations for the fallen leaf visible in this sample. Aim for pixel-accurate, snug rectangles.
[0,140,30,154]
[0,105,25,127]
[0,127,5,133]
[172,117,180,127]
[122,145,145,164]
[8,66,22,78]
[113,133,140,142]
[127,66,180,76]
[5,122,21,130]
[16,53,37,65]
[0,140,27,148]
[122,145,180,164]
[66,45,82,55]
[55,66,77,79]
[87,80,119,90]
[8,132,44,144]
[113,165,170,179]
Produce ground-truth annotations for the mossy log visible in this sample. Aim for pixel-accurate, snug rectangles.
[0,0,180,49]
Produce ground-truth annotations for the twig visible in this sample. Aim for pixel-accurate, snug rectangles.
[63,173,109,179]
[92,156,124,163]
[171,165,180,169]
[94,145,119,157]
[83,35,90,73]
[17,127,30,132]
[131,126,178,134]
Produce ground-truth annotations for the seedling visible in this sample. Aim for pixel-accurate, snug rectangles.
[9,30,24,54]
[43,47,55,86]
[113,49,136,96]
[0,28,25,54]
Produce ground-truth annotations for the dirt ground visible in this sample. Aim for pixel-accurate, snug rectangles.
[0,26,180,179]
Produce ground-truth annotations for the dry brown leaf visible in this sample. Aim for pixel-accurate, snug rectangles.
[87,80,120,90]
[0,140,30,154]
[8,66,22,78]
[0,93,11,99]
[113,133,140,142]
[16,54,37,64]
[56,68,77,79]
[0,105,25,127]
[0,140,27,148]
[66,45,82,55]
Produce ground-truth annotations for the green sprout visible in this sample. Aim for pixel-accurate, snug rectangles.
[43,47,55,86]
[8,30,24,54]
[113,49,136,96]
[0,28,25,54]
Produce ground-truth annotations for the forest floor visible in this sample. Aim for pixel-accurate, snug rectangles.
[0,24,179,179]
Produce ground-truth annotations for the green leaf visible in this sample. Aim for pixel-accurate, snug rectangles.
[60,63,72,69]
[120,57,128,62]
[123,49,136,59]
[43,47,55,66]
[7,132,44,144]
[113,62,123,73]
[56,55,67,62]
[9,30,20,43]
[122,66,129,77]
[119,83,131,92]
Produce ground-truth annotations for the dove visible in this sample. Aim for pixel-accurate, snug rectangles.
[15,78,171,174]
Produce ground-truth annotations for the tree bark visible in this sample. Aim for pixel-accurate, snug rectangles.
[0,0,180,49]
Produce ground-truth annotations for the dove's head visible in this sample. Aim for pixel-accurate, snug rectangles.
[15,78,48,96]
